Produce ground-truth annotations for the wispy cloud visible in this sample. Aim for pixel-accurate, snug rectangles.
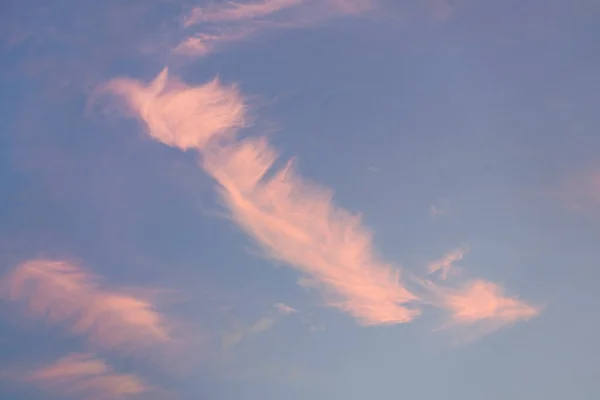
[420,278,540,341]
[176,0,376,58]
[427,247,468,280]
[19,353,152,400]
[184,0,305,25]
[1,259,173,353]
[106,69,419,326]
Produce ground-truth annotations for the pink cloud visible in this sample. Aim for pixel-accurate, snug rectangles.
[419,278,540,340]
[172,29,256,57]
[1,259,173,353]
[106,69,419,326]
[173,35,215,57]
[427,246,468,280]
[443,280,539,325]
[22,353,152,400]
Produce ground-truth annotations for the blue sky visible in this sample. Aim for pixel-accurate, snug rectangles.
[1,0,599,399]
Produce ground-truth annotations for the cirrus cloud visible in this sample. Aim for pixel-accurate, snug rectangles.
[106,68,420,326]
[103,68,541,336]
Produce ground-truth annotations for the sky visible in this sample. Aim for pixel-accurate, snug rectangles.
[1,0,599,399]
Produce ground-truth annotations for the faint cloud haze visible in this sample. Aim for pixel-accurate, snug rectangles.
[553,168,600,213]
[426,0,464,22]
[222,302,298,348]
[429,204,448,218]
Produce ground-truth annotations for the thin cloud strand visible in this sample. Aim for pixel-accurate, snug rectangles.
[427,247,468,280]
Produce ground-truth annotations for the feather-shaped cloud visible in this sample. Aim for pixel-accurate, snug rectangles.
[106,69,419,326]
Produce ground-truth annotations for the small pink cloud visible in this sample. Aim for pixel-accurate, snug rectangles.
[20,353,152,400]
[172,29,255,57]
[172,35,215,57]
[420,278,540,341]
[1,259,173,353]
[274,302,298,315]
[443,280,539,325]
